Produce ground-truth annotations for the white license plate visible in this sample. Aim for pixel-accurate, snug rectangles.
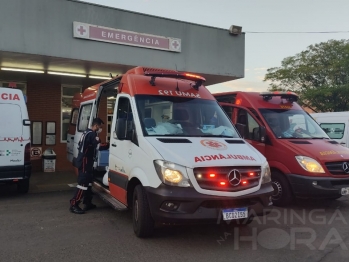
[341,187,349,196]
[222,207,248,221]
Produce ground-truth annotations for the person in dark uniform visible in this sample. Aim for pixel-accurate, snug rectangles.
[70,117,104,214]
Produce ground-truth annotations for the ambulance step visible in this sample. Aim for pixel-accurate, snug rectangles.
[92,182,128,211]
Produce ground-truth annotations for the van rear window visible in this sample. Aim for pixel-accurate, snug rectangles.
[0,104,23,138]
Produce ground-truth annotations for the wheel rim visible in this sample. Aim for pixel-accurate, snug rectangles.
[272,180,283,200]
[134,199,139,223]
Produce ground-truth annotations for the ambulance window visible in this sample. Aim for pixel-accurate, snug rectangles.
[0,104,22,138]
[247,114,261,141]
[144,108,152,118]
[116,97,136,144]
[116,97,132,120]
[222,106,233,119]
[237,109,260,141]
[77,104,92,132]
[70,108,79,125]
[248,107,262,122]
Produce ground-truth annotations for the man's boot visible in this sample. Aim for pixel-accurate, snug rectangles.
[83,186,96,211]
[69,205,85,214]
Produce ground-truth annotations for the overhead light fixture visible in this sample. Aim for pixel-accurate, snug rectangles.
[48,71,86,77]
[229,25,242,35]
[1,67,44,73]
[89,75,111,80]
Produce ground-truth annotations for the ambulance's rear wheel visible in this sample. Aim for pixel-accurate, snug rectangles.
[133,185,154,238]
[17,178,30,194]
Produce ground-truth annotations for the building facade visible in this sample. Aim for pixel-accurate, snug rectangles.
[0,0,245,171]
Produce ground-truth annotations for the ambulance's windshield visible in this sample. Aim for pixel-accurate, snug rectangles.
[260,109,329,139]
[135,95,239,138]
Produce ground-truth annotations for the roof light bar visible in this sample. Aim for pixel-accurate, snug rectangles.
[48,71,86,77]
[260,91,298,102]
[1,67,44,73]
[144,71,206,90]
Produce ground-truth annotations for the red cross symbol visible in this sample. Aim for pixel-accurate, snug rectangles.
[77,25,86,35]
[9,82,17,88]
[206,141,223,148]
[172,40,179,49]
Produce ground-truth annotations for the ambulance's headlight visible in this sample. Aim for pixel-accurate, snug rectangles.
[295,156,325,173]
[261,161,271,184]
[154,160,191,187]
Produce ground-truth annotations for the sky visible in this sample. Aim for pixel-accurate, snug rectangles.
[80,0,349,93]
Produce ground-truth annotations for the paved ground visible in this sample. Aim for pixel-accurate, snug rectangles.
[28,171,77,193]
[0,173,349,262]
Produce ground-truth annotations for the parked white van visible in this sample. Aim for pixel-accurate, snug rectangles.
[0,87,31,193]
[311,112,349,147]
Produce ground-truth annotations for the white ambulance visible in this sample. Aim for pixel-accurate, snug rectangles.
[0,87,31,193]
[69,67,274,237]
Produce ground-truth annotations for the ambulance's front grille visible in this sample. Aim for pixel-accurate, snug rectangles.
[193,166,261,192]
[325,161,349,176]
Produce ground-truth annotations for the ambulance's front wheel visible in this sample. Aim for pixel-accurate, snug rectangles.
[17,178,30,194]
[271,171,293,206]
[133,184,155,238]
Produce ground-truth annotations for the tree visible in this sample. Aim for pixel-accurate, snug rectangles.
[264,39,349,112]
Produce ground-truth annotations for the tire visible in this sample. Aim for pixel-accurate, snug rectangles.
[271,172,293,206]
[133,185,155,238]
[17,179,30,194]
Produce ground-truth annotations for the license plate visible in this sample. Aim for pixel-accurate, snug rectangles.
[341,187,349,196]
[222,207,248,221]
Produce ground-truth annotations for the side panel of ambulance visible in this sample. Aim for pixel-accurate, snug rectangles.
[0,87,31,193]
[311,112,349,147]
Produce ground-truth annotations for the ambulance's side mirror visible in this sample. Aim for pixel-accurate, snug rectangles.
[253,126,266,142]
[259,126,266,142]
[115,118,127,140]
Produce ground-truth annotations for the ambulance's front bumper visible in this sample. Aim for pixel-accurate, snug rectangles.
[287,174,349,198]
[0,163,32,182]
[145,182,274,224]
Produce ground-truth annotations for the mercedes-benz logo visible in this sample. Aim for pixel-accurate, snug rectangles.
[227,169,241,186]
[342,162,349,173]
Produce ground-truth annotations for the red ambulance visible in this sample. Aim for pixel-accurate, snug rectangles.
[215,91,349,206]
